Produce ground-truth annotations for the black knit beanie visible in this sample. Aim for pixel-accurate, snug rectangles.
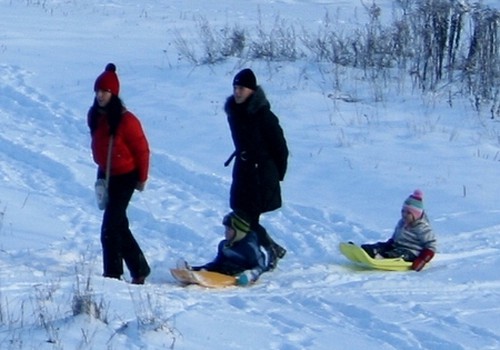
[233,68,257,90]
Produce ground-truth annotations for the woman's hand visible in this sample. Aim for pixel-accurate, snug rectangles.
[136,181,146,191]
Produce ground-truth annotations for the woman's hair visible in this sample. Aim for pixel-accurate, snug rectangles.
[88,95,125,135]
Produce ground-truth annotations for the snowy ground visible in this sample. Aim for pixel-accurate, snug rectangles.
[0,0,499,349]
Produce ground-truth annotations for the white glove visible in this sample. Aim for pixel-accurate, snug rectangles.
[94,179,108,210]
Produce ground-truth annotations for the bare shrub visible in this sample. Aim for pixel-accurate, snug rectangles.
[248,13,299,61]
[171,1,499,109]
[128,290,180,349]
[300,11,355,66]
[463,4,500,112]
[72,269,108,323]
[173,30,199,65]
[220,26,246,58]
[174,16,246,65]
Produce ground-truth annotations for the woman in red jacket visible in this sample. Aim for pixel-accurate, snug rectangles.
[88,63,150,284]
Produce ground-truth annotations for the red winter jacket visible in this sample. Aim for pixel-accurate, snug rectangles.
[90,110,149,182]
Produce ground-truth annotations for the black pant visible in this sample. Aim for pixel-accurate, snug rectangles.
[361,242,416,261]
[246,213,276,249]
[101,171,150,279]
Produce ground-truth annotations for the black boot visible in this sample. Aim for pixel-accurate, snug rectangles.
[361,244,378,258]
[272,243,287,259]
[266,246,278,271]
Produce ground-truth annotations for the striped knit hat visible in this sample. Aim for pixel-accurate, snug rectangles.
[403,189,424,219]
[222,211,250,243]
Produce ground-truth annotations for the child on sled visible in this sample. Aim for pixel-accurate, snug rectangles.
[186,212,268,285]
[361,189,437,271]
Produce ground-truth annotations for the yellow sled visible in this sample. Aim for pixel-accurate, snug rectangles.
[339,242,413,271]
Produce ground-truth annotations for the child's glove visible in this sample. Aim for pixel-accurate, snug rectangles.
[236,270,255,286]
[412,248,435,271]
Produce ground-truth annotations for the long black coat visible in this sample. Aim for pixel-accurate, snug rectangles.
[225,87,288,216]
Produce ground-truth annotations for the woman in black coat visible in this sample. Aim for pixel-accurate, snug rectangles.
[224,68,289,270]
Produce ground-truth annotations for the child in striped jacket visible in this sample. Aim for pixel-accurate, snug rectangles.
[361,189,437,271]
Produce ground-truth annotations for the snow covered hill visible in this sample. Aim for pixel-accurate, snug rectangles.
[0,1,499,349]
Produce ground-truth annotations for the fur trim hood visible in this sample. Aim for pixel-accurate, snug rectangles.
[224,86,271,117]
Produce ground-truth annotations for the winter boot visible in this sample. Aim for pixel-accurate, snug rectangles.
[265,246,278,271]
[273,243,287,259]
